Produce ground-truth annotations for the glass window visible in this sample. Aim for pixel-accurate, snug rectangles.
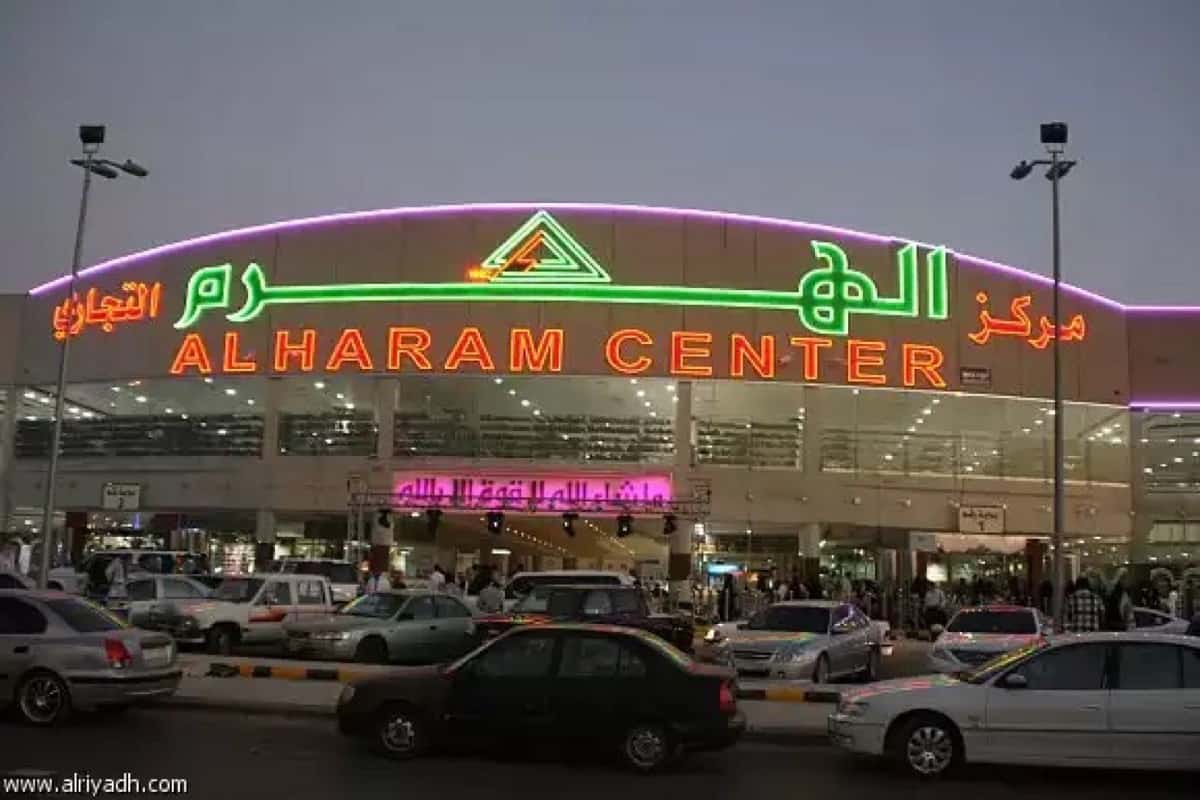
[0,597,48,634]
[162,578,204,600]
[340,592,407,619]
[1117,644,1181,690]
[612,590,642,615]
[435,596,470,618]
[559,636,621,677]
[513,586,552,613]
[45,599,123,633]
[215,578,264,603]
[1184,647,1200,689]
[580,590,613,616]
[136,554,174,574]
[405,596,435,621]
[296,580,326,606]
[948,610,1037,635]
[258,581,292,606]
[1011,644,1109,690]
[126,580,157,601]
[747,605,831,633]
[1133,610,1167,629]
[474,633,556,678]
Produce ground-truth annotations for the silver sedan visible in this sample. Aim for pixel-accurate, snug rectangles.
[284,591,477,664]
[0,589,181,725]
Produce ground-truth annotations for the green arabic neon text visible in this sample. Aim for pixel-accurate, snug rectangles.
[174,241,949,336]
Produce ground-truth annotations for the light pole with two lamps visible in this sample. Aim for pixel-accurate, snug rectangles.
[1010,121,1078,629]
[37,125,148,588]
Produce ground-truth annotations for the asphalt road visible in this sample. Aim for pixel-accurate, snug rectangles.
[1,708,1192,799]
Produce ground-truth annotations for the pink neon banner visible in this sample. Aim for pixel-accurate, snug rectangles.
[392,471,673,512]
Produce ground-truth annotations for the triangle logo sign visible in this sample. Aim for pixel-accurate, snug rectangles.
[476,211,611,284]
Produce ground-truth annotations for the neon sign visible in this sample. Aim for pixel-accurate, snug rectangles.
[967,292,1086,349]
[167,325,948,389]
[172,211,949,337]
[52,281,162,340]
[392,471,673,513]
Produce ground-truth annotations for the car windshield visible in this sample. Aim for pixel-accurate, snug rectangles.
[513,586,552,613]
[46,598,125,633]
[505,574,618,599]
[948,610,1037,635]
[287,562,359,584]
[746,605,830,633]
[340,593,407,619]
[214,578,264,603]
[963,640,1049,684]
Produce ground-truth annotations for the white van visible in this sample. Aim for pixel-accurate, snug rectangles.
[269,558,360,606]
[499,570,635,611]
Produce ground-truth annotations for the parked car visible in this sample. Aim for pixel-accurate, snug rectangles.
[0,589,181,725]
[284,591,476,664]
[1133,606,1191,635]
[270,558,361,606]
[336,624,744,772]
[145,573,334,654]
[830,632,1200,777]
[105,574,213,627]
[476,584,694,653]
[498,570,634,611]
[0,570,35,590]
[47,550,210,597]
[706,600,880,682]
[928,605,1049,672]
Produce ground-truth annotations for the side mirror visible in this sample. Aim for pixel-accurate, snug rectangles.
[1000,672,1028,690]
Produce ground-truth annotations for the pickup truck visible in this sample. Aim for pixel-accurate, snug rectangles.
[475,583,695,653]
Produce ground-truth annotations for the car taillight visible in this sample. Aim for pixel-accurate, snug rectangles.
[104,638,133,670]
[719,680,737,714]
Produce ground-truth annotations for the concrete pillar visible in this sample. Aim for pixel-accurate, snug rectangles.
[798,523,822,582]
[374,378,396,460]
[254,509,276,569]
[669,381,694,606]
[369,508,394,574]
[0,386,20,531]
[262,377,283,459]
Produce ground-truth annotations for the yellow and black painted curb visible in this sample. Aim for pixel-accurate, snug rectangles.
[198,659,840,703]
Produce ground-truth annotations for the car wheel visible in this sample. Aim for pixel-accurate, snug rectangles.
[16,671,71,726]
[207,625,236,656]
[621,723,672,773]
[894,715,960,778]
[355,637,389,664]
[811,654,831,684]
[861,648,881,682]
[373,705,427,759]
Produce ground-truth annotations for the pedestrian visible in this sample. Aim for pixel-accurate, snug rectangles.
[1065,576,1103,632]
[105,555,128,601]
[923,581,947,630]
[477,578,504,613]
[718,574,735,622]
[364,566,391,594]
[774,579,788,603]
[429,564,446,592]
[1104,570,1136,631]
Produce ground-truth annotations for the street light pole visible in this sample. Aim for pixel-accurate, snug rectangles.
[37,148,95,589]
[1010,122,1075,629]
[1049,147,1066,630]
[36,126,146,588]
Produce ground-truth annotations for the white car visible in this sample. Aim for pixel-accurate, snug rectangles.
[929,605,1049,673]
[145,573,334,654]
[269,558,361,606]
[1134,606,1191,635]
[498,570,634,612]
[830,632,1200,777]
[106,573,213,627]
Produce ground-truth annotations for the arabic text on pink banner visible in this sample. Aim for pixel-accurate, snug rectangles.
[391,472,673,512]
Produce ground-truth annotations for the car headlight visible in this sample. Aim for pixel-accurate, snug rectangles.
[837,699,870,718]
[311,631,351,641]
[338,684,356,705]
[704,627,723,643]
[779,644,818,663]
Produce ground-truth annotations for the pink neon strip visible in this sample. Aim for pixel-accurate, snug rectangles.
[29,202,1174,313]
[1131,402,1200,411]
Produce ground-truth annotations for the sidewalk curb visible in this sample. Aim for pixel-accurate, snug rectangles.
[163,695,831,744]
[737,687,840,704]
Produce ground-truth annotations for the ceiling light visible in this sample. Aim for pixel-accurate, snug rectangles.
[508,389,516,396]
[636,390,645,398]
[629,378,638,385]
[314,381,326,389]
[532,409,541,416]
[203,378,213,384]
[345,402,355,410]
[932,398,941,405]
[666,384,676,393]
[217,428,228,436]
[111,386,121,392]
[165,407,173,414]
[82,411,94,418]
[23,391,35,400]
[247,399,255,405]
[24,415,36,422]
[922,408,932,416]
[493,377,503,385]
[135,395,147,403]
[520,399,531,408]
[224,388,236,396]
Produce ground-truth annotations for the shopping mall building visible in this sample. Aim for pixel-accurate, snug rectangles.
[1,203,1198,589]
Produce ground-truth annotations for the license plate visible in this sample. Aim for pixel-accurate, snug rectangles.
[143,646,171,668]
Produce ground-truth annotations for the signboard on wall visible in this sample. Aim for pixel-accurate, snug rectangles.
[958,505,1005,534]
[959,366,992,387]
[392,471,673,513]
[102,483,142,511]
